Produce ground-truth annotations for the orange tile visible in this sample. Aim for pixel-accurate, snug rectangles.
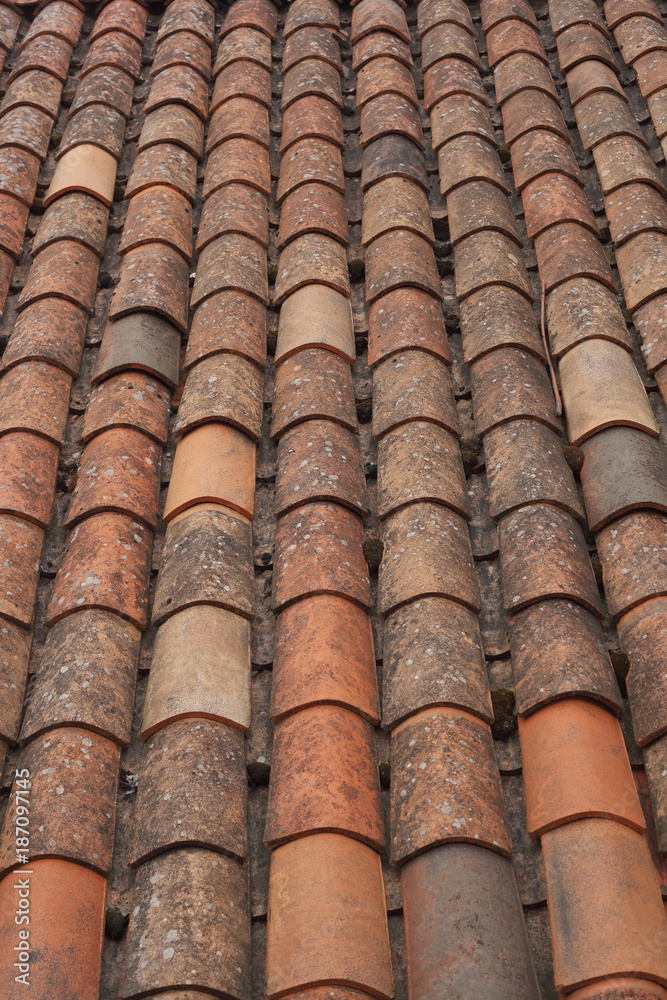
[45,144,117,207]
[164,423,256,522]
[0,514,42,626]
[0,431,59,527]
[0,618,30,743]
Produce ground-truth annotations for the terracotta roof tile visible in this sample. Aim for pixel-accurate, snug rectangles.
[523,172,598,238]
[156,0,214,45]
[470,347,559,438]
[265,834,392,999]
[378,420,468,519]
[580,426,667,530]
[219,0,277,39]
[351,29,413,71]
[0,616,30,742]
[535,221,615,293]
[419,0,475,36]
[109,242,190,332]
[431,93,497,150]
[141,604,251,736]
[276,284,354,363]
[281,95,345,153]
[283,57,343,112]
[275,232,349,302]
[372,350,459,439]
[360,92,425,150]
[421,21,483,69]
[0,193,28,258]
[576,91,649,151]
[90,0,147,43]
[556,22,618,71]
[92,311,181,389]
[59,104,127,161]
[357,56,418,109]
[0,147,40,206]
[368,287,450,366]
[0,513,41,626]
[203,137,270,198]
[212,59,271,113]
[207,97,270,153]
[80,31,142,80]
[126,141,197,202]
[366,229,440,300]
[18,239,99,313]
[2,296,87,375]
[0,69,64,119]
[69,65,135,119]
[618,597,667,745]
[494,51,560,105]
[455,231,533,300]
[8,33,73,83]
[605,0,662,29]
[192,233,268,308]
[284,0,340,36]
[83,371,171,445]
[0,431,58,527]
[282,25,342,73]
[510,126,583,189]
[186,290,267,370]
[45,144,118,206]
[174,352,263,440]
[0,105,54,160]
[598,511,667,616]
[271,593,379,723]
[487,19,548,67]
[361,133,429,192]
[633,47,667,97]
[438,134,508,197]
[510,598,622,717]
[275,419,365,515]
[460,284,544,363]
[278,181,348,248]
[137,104,204,159]
[119,185,192,258]
[616,13,667,63]
[0,359,71,444]
[424,57,488,111]
[448,179,521,245]
[20,608,140,746]
[152,31,212,81]
[503,88,571,144]
[481,0,538,32]
[272,347,357,436]
[33,192,109,258]
[352,0,410,43]
[643,735,667,854]
[545,277,633,357]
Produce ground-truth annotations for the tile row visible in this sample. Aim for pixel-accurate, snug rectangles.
[478,0,667,992]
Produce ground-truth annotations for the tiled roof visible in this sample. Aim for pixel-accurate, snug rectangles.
[0,0,666,997]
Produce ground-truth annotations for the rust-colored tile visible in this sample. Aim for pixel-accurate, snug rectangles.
[90,0,146,42]
[265,704,384,849]
[84,370,170,445]
[542,819,667,990]
[581,426,667,531]
[368,287,450,367]
[560,338,658,444]
[69,64,134,119]
[438,133,509,196]
[277,136,344,202]
[265,834,392,999]
[283,58,343,111]
[520,699,643,837]
[510,127,583,190]
[487,19,547,67]
[576,91,648,151]
[378,421,469,520]
[598,510,667,617]
[0,69,63,119]
[606,0,662,30]
[424,57,488,112]
[447,179,520,245]
[80,30,142,79]
[511,598,621,718]
[67,427,160,528]
[130,718,246,865]
[634,48,667,97]
[362,176,433,246]
[0,360,71,444]
[402,843,541,1000]
[535,222,615,293]
[648,88,667,138]
[284,0,339,36]
[165,423,255,522]
[186,290,267,370]
[352,0,409,42]
[173,352,263,441]
[391,707,510,863]
[213,25,271,75]
[276,419,365,515]
[431,93,497,151]
[0,618,30,742]
[502,89,570,145]
[220,0,277,38]
[8,33,73,83]
[0,193,28,258]
[0,727,119,874]
[455,231,532,301]
[421,0,475,35]
[556,23,617,72]
[274,233,349,304]
[272,502,370,610]
[58,104,126,161]
[498,503,603,617]
[22,0,83,47]
[361,133,429,193]
[594,136,666,197]
[357,56,418,109]
[119,185,192,259]
[126,141,197,203]
[0,106,51,160]
[481,0,538,32]
[283,24,341,73]
[372,350,459,439]
[352,30,413,72]
[567,58,627,106]
[144,64,208,121]
[206,97,270,153]
[616,13,667,63]
[0,4,19,51]
[45,143,117,207]
[109,243,189,333]
[119,848,250,999]
[93,311,180,389]
[619,597,667,745]
[271,346,356,436]
[278,181,348,249]
[151,30,210,79]
[383,595,492,727]
[0,147,40,206]
[33,192,108,259]
[485,419,583,520]
[271,593,379,723]
[152,506,253,624]
[379,502,479,615]
[280,95,344,153]
[20,608,140,746]
[0,431,59,526]
[421,21,482,70]
[546,277,633,357]
[0,514,42,626]
[460,284,543,364]
[212,59,271,112]
[366,229,440,302]
[142,604,251,736]
[137,104,204,160]
[617,231,667,310]
[276,284,354,364]
[0,859,106,1000]
[157,0,214,45]
[523,172,598,238]
[18,239,98,313]
[552,0,610,35]
[203,137,270,199]
[635,293,667,372]
[46,512,151,628]
[192,233,267,307]
[494,50,559,104]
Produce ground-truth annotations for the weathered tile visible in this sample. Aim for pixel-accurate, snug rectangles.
[644,736,667,856]
[271,348,357,436]
[421,0,475,35]
[137,104,204,159]
[118,185,192,259]
[220,0,277,38]
[44,143,117,207]
[634,47,667,97]
[164,422,256,522]
[481,0,537,32]
[431,93,497,151]
[366,230,440,302]
[119,849,250,999]
[157,0,214,45]
[151,30,211,79]
[203,137,270,198]
[510,127,583,190]
[357,56,418,109]
[502,89,570,145]
[93,311,180,389]
[276,419,365,515]
[46,512,151,629]
[277,136,345,201]
[265,835,392,1000]
[80,30,142,79]
[546,277,632,358]
[487,19,547,67]
[362,176,433,246]
[276,283,354,363]
[541,820,667,990]
[0,69,63,119]
[8,34,73,83]
[361,133,429,192]
[0,618,31,742]
[0,728,119,874]
[69,65,134,119]
[0,4,19,51]
[274,233,349,304]
[22,0,83,47]
[378,420,469,519]
[0,193,28,258]
[421,21,482,70]
[58,104,126,161]
[594,135,667,196]
[567,59,627,107]
[0,106,53,160]
[213,25,271,75]
[142,604,251,736]
[281,95,344,154]
[447,179,520,245]
[0,514,42,626]
[18,240,98,313]
[125,141,197,203]
[424,57,488,112]
[272,502,370,610]
[90,0,146,42]
[535,222,615,293]
[616,12,667,63]
[212,60,271,112]
[598,510,667,616]
[284,0,339,36]
[647,88,667,138]
[271,593,379,723]
[438,133,509,196]
[391,707,511,863]
[617,231,667,311]
[523,172,598,238]
[20,608,140,746]
[352,30,413,72]
[173,352,263,441]
[33,192,108,258]
[511,598,621,717]
[206,97,270,153]
[144,65,208,121]
[152,506,253,625]
[109,243,189,333]
[556,23,617,72]
[560,338,659,444]
[265,704,384,848]
[576,91,648,151]
[130,718,246,865]
[455,231,532,301]
[0,360,71,444]
[186,290,267,370]
[372,350,459,439]
[379,502,479,615]
[618,597,667,745]
[283,58,342,110]
[278,181,348,248]
[498,503,603,617]
[0,147,40,206]
[581,425,667,531]
[494,51,559,104]
[402,844,540,1000]
[605,0,662,30]
[368,287,450,366]
[83,371,170,445]
[0,431,58,527]
[352,0,410,43]
[635,292,667,372]
[460,284,543,364]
